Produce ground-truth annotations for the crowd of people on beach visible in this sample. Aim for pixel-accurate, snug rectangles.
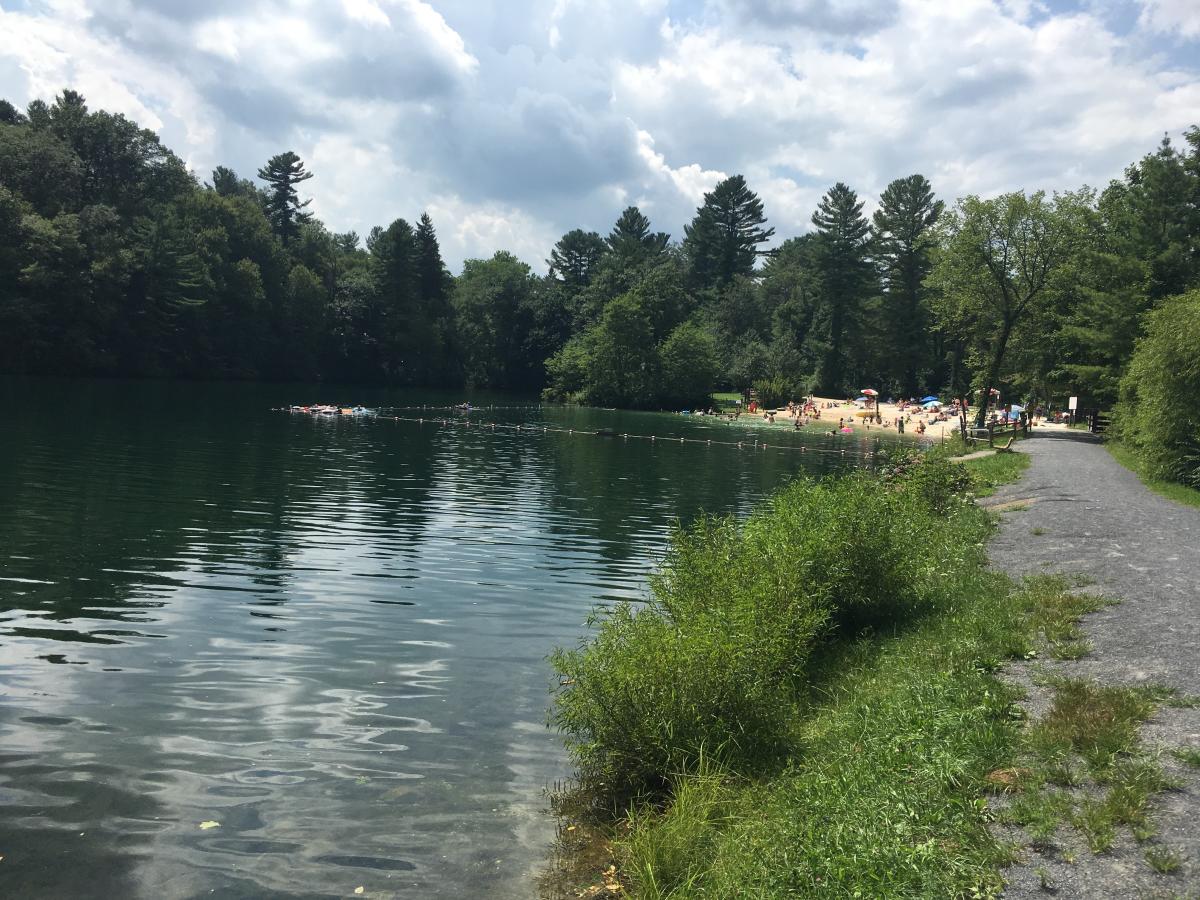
[680,393,985,440]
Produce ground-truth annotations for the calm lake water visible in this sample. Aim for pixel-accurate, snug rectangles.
[0,379,891,898]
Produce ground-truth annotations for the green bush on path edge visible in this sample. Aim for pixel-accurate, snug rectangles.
[540,450,1192,899]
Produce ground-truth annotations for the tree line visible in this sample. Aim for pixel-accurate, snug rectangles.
[1,92,1198,448]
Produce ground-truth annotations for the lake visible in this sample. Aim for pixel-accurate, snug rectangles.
[0,379,891,898]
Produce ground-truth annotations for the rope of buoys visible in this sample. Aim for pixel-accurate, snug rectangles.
[353,412,885,458]
[276,408,925,461]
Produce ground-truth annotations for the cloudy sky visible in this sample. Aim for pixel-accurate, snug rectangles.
[1,0,1198,271]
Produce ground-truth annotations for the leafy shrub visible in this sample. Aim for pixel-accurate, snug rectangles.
[876,447,974,514]
[550,463,978,800]
[1114,289,1200,487]
[750,375,797,408]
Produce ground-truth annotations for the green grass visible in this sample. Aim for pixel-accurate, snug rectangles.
[1108,443,1200,510]
[1171,747,1200,768]
[998,676,1182,860]
[548,568,1131,898]
[962,451,1032,497]
[1143,846,1183,874]
[541,452,1180,899]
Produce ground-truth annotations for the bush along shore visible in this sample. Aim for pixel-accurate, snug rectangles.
[541,447,1184,898]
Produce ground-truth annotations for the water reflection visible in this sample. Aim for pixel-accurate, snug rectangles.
[0,379,881,897]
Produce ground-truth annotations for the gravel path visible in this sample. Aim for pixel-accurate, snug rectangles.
[983,431,1200,898]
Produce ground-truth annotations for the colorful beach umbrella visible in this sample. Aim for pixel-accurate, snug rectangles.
[860,388,879,397]
[920,395,938,402]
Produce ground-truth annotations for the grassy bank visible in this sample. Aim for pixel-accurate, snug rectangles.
[1107,442,1200,510]
[543,450,1021,896]
[543,446,1186,897]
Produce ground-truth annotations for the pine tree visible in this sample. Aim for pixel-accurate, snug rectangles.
[414,212,455,378]
[811,182,874,393]
[548,229,607,289]
[606,206,669,263]
[415,213,451,309]
[256,151,313,246]
[872,174,943,395]
[682,175,774,289]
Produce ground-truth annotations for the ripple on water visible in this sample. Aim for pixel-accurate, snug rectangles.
[0,384,868,897]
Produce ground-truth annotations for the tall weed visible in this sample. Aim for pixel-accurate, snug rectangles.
[550,458,982,800]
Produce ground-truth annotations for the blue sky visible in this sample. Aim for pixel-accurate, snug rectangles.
[1,0,1197,270]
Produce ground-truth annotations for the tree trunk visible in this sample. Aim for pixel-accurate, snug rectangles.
[975,320,1013,427]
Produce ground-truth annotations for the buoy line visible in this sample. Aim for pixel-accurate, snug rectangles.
[328,411,912,460]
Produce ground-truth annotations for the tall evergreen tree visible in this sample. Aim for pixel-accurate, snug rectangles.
[414,212,455,378]
[548,229,607,289]
[811,182,873,394]
[256,151,313,246]
[370,217,419,381]
[415,213,452,309]
[606,206,670,264]
[872,174,943,396]
[683,175,774,289]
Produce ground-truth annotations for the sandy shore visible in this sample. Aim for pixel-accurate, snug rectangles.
[730,395,962,440]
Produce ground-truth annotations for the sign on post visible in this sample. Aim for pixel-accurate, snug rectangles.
[1068,396,1078,410]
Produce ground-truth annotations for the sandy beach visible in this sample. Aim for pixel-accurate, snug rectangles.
[723,395,1084,440]
[727,395,962,440]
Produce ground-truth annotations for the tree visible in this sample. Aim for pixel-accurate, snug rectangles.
[1115,289,1200,487]
[607,206,669,264]
[0,99,26,125]
[586,292,658,407]
[548,229,607,289]
[415,213,452,310]
[872,174,943,395]
[930,190,1087,425]
[761,235,824,388]
[660,321,718,407]
[810,182,873,394]
[257,151,313,246]
[0,122,83,216]
[453,252,541,389]
[414,212,456,379]
[683,175,774,289]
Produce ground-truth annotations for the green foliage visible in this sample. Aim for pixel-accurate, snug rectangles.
[930,189,1089,425]
[682,175,774,290]
[1114,289,1200,488]
[749,375,795,409]
[453,251,554,390]
[1,89,1196,415]
[256,150,313,246]
[0,90,464,384]
[810,182,875,394]
[873,174,943,396]
[550,461,984,801]
[876,448,974,514]
[548,228,607,290]
[607,206,670,267]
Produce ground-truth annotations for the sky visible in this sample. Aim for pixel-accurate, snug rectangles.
[1,0,1198,272]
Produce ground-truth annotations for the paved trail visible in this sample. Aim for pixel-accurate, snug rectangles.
[984,431,1200,898]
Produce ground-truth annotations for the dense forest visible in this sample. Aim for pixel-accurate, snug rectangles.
[1,92,1198,472]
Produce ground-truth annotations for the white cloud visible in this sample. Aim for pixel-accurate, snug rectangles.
[635,128,727,204]
[425,194,559,266]
[1137,0,1200,39]
[343,0,391,29]
[0,0,1197,272]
